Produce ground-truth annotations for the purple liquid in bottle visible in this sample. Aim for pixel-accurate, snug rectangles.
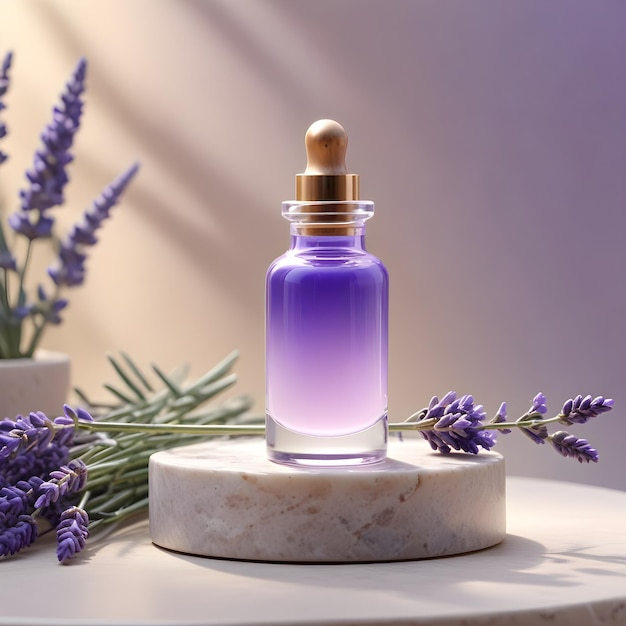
[267,235,387,436]
[265,210,388,466]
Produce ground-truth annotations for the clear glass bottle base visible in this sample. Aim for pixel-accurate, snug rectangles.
[265,414,388,467]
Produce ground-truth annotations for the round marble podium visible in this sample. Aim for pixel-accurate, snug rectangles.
[149,438,506,562]
[0,473,625,625]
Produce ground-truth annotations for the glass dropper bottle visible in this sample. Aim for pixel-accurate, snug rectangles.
[265,119,389,466]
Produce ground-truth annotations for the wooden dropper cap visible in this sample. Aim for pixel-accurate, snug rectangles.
[295,119,359,201]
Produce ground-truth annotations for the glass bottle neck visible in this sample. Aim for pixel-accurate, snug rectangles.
[282,200,374,247]
[289,227,367,251]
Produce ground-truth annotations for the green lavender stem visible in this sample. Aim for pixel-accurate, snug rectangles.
[76,421,265,436]
[72,414,564,438]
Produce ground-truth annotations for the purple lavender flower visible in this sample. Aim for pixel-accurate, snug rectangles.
[48,162,139,287]
[0,515,38,557]
[7,57,86,254]
[490,401,511,434]
[516,392,549,444]
[37,494,73,528]
[1,460,89,560]
[47,299,69,324]
[13,304,34,319]
[37,294,68,325]
[56,506,89,563]
[35,459,88,509]
[0,51,12,165]
[0,251,17,271]
[0,52,16,272]
[518,422,548,445]
[7,212,54,240]
[60,404,94,425]
[0,481,33,518]
[48,246,87,287]
[18,58,86,215]
[418,391,496,454]
[1,444,68,487]
[559,395,613,425]
[423,390,457,419]
[0,412,77,465]
[0,478,42,559]
[529,392,547,415]
[549,431,599,463]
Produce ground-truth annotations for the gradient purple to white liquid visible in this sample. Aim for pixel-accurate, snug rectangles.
[266,233,388,448]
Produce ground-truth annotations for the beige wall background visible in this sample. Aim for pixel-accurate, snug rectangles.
[0,0,624,489]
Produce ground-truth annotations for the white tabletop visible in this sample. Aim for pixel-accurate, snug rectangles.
[1,477,626,626]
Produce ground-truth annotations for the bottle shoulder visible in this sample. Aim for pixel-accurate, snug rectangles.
[267,248,387,275]
[267,251,388,290]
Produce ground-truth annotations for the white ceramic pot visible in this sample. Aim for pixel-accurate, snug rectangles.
[0,350,71,420]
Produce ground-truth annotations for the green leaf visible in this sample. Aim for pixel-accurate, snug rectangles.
[185,397,254,425]
[128,402,166,423]
[103,384,135,405]
[183,350,239,394]
[150,363,183,397]
[187,373,238,403]
[107,354,146,401]
[120,352,154,392]
[73,387,90,404]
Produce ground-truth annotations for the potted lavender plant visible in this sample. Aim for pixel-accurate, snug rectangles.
[0,52,138,418]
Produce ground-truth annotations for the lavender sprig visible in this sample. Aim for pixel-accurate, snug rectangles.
[56,506,89,563]
[49,163,140,287]
[0,477,42,557]
[0,52,17,278]
[398,391,611,463]
[3,57,86,357]
[0,51,12,166]
[0,411,83,466]
[14,58,86,218]
[35,459,88,509]
[62,389,611,468]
